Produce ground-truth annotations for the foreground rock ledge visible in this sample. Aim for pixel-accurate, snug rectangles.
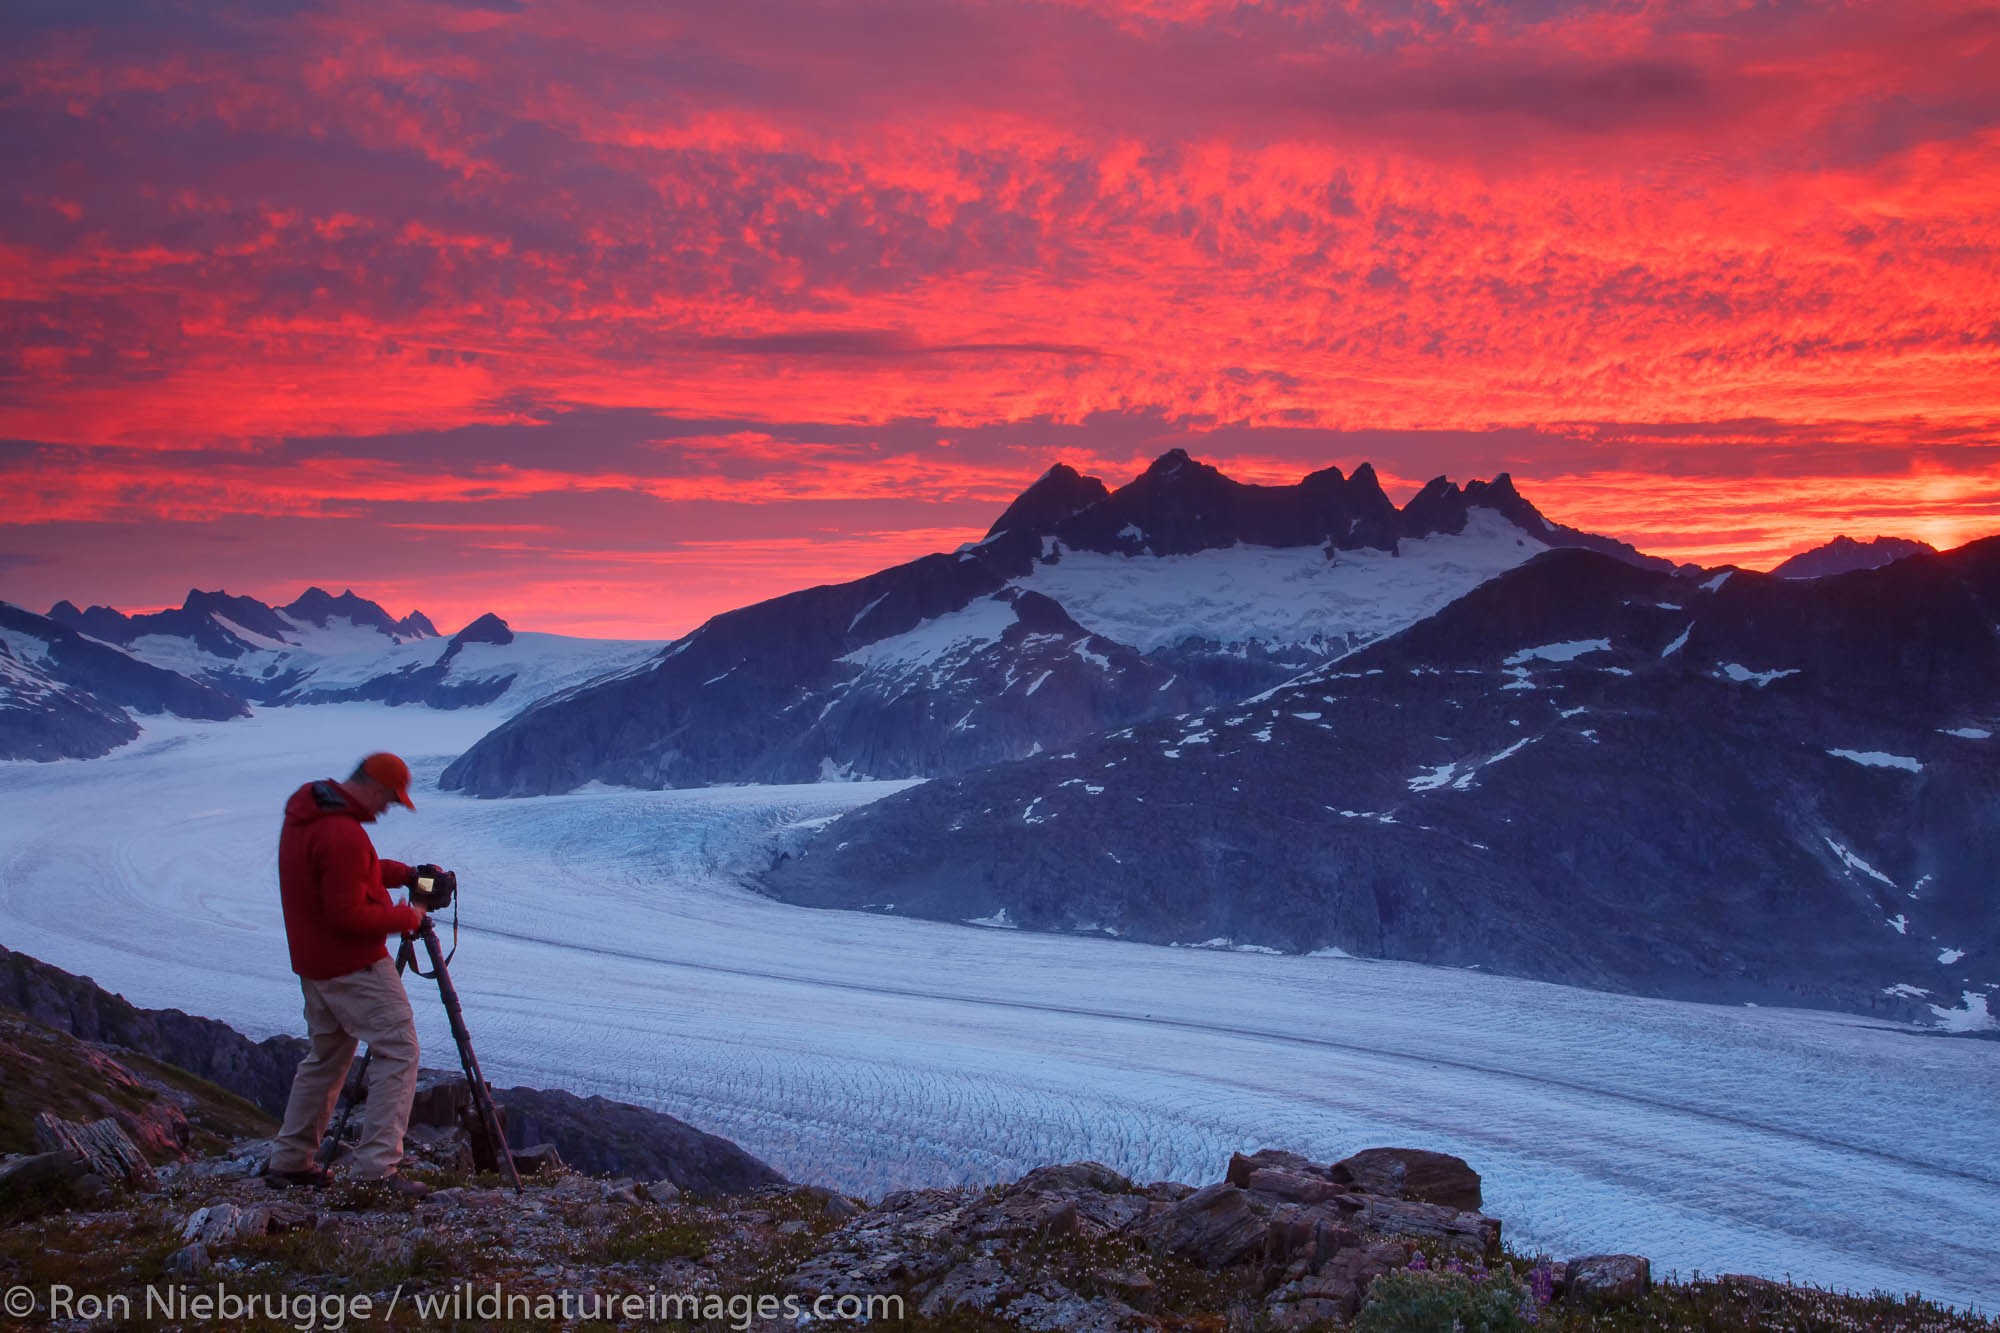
[27,1137,1883,1332]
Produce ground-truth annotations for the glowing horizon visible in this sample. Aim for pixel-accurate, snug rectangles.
[4,0,1996,637]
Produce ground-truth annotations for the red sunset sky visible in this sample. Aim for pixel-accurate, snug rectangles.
[3,0,1997,638]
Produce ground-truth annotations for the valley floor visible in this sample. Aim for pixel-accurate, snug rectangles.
[1,704,1995,1311]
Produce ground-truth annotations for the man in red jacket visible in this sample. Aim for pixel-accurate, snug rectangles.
[266,752,431,1196]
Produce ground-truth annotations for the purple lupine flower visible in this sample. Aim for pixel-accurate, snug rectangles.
[1407,1254,1428,1271]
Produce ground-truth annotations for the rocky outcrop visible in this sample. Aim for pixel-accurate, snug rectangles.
[787,1145,1506,1330]
[0,946,306,1117]
[0,945,782,1193]
[493,1087,786,1196]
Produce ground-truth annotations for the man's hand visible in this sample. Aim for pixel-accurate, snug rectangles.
[404,900,428,932]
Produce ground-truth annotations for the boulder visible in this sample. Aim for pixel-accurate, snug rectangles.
[163,1242,211,1275]
[1339,1193,1500,1259]
[1324,1240,1412,1309]
[1245,1167,1345,1206]
[1012,1161,1133,1195]
[1565,1253,1652,1304]
[1329,1147,1482,1210]
[1226,1148,1323,1188]
[408,1069,472,1128]
[1262,1206,1358,1268]
[1139,1183,1269,1268]
[510,1142,563,1177]
[32,1112,157,1190]
[963,1191,1078,1241]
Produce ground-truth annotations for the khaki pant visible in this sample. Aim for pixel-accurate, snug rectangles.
[269,957,419,1180]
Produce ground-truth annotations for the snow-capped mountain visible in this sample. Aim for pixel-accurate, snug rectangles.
[758,539,2000,1025]
[39,586,664,715]
[1770,534,1937,579]
[2,588,667,760]
[0,602,248,759]
[441,450,1666,795]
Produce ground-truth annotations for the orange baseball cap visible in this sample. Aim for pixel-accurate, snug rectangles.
[359,752,416,809]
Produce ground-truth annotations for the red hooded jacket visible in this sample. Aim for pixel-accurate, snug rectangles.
[278,780,423,980]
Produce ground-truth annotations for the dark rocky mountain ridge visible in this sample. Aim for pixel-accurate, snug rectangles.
[1771,534,1937,579]
[758,539,2000,1025]
[442,452,1665,796]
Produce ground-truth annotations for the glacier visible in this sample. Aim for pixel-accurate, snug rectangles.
[0,703,1995,1310]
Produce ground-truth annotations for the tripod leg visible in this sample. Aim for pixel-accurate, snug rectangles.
[417,922,523,1193]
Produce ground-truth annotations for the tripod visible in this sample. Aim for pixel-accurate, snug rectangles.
[317,920,522,1193]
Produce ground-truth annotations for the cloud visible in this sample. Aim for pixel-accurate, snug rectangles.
[1,0,1995,628]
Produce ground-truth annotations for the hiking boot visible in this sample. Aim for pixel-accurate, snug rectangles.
[265,1164,333,1190]
[366,1172,433,1199]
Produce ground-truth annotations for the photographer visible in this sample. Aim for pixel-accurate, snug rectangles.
[265,752,434,1197]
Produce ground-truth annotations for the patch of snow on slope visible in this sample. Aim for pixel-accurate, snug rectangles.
[847,592,889,631]
[1505,639,1611,665]
[1939,948,1965,965]
[1941,726,1991,739]
[0,629,53,664]
[1662,624,1692,657]
[965,907,1018,929]
[1701,570,1733,592]
[1071,640,1112,672]
[209,614,294,651]
[1719,664,1799,687]
[1929,991,1996,1033]
[1825,837,1897,889]
[1409,762,1458,792]
[1019,509,1543,653]
[1451,736,1536,790]
[1827,749,1922,773]
[839,596,1019,672]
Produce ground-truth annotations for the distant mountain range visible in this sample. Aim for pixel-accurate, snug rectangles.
[0,588,663,760]
[440,451,1677,795]
[1770,534,1937,580]
[4,458,1987,1027]
[760,539,2000,1025]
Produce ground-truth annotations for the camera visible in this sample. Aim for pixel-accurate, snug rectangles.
[409,864,457,911]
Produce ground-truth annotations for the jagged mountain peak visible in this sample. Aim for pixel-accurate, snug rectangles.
[397,610,440,638]
[280,586,408,637]
[1772,534,1938,580]
[180,589,295,642]
[451,612,514,646]
[983,462,1112,539]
